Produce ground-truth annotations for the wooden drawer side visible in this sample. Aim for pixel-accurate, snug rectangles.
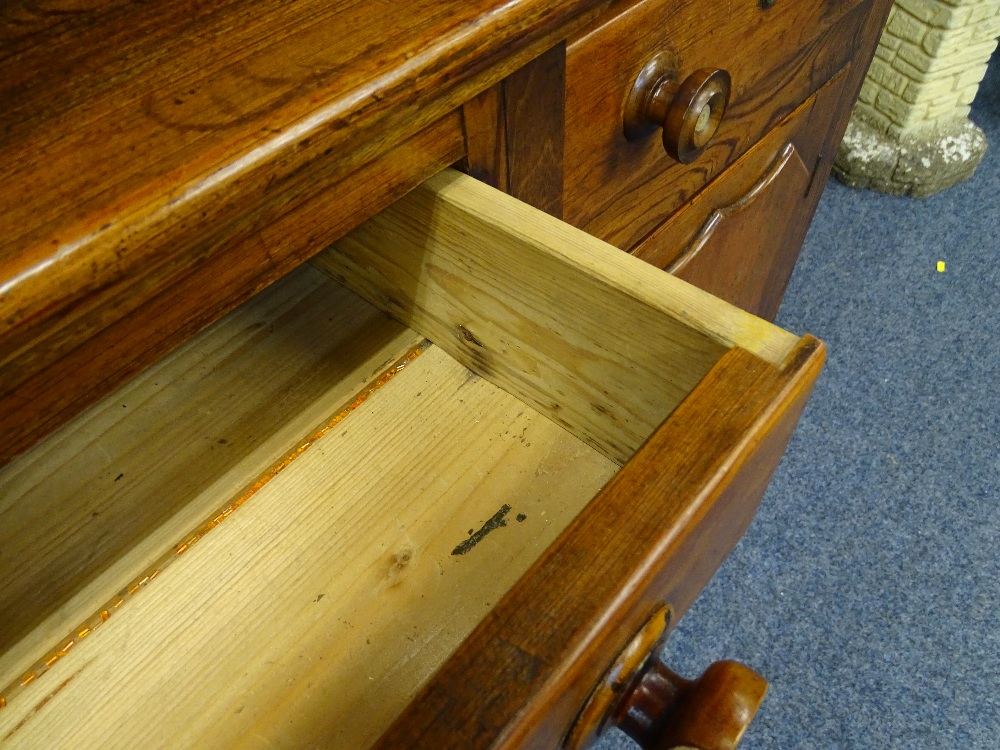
[315,169,798,464]
[0,268,621,749]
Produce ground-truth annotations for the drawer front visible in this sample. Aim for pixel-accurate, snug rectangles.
[670,146,812,321]
[563,0,872,250]
[632,66,852,320]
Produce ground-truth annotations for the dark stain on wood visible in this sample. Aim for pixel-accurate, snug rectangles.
[458,325,485,348]
[452,504,511,556]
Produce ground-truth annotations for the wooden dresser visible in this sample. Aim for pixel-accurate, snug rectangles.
[0,1,890,747]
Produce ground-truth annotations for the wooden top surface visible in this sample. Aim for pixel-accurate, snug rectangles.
[0,0,598,358]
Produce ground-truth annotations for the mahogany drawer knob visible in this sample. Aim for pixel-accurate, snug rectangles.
[624,54,732,164]
[566,606,767,750]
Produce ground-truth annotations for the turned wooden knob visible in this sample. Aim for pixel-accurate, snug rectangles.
[614,659,768,750]
[624,54,732,164]
[566,606,767,750]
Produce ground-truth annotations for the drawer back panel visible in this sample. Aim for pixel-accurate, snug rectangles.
[317,169,798,463]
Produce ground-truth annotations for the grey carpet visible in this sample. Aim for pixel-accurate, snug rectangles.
[596,60,1000,748]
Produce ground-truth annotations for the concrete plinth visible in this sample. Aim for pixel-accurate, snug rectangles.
[835,117,987,197]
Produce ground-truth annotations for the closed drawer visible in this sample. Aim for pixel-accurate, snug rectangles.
[563,0,871,250]
[633,65,852,320]
[0,170,823,749]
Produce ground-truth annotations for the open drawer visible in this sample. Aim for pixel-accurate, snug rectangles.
[0,170,823,749]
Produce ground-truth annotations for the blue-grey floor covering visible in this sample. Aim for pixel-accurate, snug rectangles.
[598,60,1000,748]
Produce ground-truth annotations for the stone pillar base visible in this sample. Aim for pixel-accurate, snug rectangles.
[834,117,988,198]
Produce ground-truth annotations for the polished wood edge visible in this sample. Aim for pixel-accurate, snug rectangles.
[0,116,465,466]
[373,335,824,749]
[779,333,826,374]
[0,1,612,420]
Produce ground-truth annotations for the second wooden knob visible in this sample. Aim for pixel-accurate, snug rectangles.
[624,54,732,164]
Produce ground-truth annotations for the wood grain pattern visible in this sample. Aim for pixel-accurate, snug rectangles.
[375,336,825,750]
[0,265,423,695]
[461,42,567,215]
[461,85,510,191]
[624,0,893,321]
[667,144,812,320]
[0,0,612,462]
[563,0,873,249]
[0,112,462,465]
[630,69,851,274]
[502,42,567,217]
[314,169,799,464]
[0,297,618,750]
[0,0,883,745]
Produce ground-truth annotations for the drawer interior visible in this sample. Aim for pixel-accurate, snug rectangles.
[0,170,798,748]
